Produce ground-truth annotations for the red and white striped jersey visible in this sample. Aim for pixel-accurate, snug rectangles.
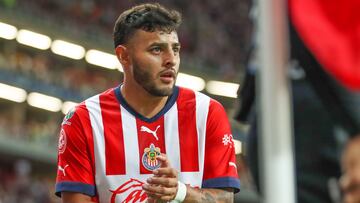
[55,86,240,202]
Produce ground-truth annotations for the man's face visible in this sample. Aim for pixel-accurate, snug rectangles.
[341,137,360,203]
[127,29,180,96]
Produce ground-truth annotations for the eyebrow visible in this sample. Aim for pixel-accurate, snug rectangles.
[148,42,181,48]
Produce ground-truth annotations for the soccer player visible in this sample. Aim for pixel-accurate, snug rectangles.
[55,3,240,202]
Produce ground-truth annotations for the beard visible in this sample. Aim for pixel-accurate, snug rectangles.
[133,61,176,97]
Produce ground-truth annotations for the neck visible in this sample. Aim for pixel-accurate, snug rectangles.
[121,82,169,119]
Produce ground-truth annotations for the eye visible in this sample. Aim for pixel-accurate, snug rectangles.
[173,47,180,53]
[150,47,161,54]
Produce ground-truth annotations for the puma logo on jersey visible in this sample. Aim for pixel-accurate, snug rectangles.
[140,125,160,140]
[58,164,69,176]
[229,162,237,169]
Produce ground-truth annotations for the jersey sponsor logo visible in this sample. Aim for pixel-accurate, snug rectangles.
[140,125,160,140]
[142,143,161,171]
[58,164,69,176]
[58,129,67,154]
[110,178,147,203]
[222,134,233,148]
[61,107,75,126]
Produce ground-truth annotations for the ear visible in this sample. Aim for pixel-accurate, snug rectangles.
[115,45,130,67]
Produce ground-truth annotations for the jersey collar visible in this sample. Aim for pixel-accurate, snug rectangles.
[114,85,179,123]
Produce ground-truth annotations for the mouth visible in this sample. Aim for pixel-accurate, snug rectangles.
[159,70,176,83]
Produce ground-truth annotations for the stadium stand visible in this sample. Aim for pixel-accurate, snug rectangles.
[0,0,257,202]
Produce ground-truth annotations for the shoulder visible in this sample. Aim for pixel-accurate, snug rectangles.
[177,86,211,104]
[176,86,225,112]
[62,87,116,125]
[80,87,118,112]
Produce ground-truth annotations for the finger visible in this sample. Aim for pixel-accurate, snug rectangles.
[153,167,178,177]
[156,154,170,168]
[146,196,156,203]
[145,190,176,202]
[142,183,177,196]
[147,176,178,187]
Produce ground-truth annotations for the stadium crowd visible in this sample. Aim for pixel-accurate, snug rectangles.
[0,41,119,100]
[0,161,58,203]
[0,0,255,202]
[1,0,252,81]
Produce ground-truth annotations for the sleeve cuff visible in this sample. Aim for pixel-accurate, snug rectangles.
[55,181,96,197]
[202,176,240,193]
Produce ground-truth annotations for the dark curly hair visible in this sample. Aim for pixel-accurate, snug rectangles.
[113,3,182,48]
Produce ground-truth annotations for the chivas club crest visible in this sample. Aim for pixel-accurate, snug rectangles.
[142,143,161,171]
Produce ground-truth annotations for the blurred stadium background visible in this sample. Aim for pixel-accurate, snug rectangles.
[0,0,260,202]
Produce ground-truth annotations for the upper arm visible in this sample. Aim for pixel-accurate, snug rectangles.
[55,106,97,197]
[203,100,240,192]
[61,192,94,203]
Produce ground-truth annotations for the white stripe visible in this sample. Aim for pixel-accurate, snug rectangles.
[178,171,202,188]
[85,95,105,178]
[195,92,210,187]
[164,103,181,171]
[120,106,140,175]
[85,95,109,202]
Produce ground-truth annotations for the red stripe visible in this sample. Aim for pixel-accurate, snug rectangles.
[74,102,97,184]
[136,117,166,174]
[79,104,99,202]
[100,89,126,175]
[177,88,199,172]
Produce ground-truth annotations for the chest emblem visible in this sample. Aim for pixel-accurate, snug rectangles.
[142,143,161,171]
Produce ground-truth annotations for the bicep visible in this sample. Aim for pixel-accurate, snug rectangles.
[203,100,240,191]
[56,108,96,197]
[61,192,94,203]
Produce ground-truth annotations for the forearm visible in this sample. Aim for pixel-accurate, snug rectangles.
[184,187,234,203]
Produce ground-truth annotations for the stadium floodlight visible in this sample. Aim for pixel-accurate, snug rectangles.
[27,92,62,112]
[206,81,239,98]
[85,49,123,71]
[0,83,27,103]
[16,29,51,50]
[62,101,78,115]
[176,73,205,91]
[51,40,85,60]
[0,22,17,40]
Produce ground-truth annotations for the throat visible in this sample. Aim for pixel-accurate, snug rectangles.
[137,97,168,119]
[121,85,169,119]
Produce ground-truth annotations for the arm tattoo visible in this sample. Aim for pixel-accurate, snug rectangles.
[201,190,216,203]
[195,188,233,203]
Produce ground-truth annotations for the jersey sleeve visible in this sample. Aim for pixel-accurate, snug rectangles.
[202,99,240,193]
[55,106,97,197]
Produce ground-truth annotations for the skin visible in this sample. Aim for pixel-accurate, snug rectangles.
[340,135,360,203]
[116,29,181,119]
[143,154,234,203]
[61,29,234,203]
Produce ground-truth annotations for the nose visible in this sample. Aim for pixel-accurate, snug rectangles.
[163,49,177,69]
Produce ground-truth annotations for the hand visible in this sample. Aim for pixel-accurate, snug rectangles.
[142,154,179,202]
